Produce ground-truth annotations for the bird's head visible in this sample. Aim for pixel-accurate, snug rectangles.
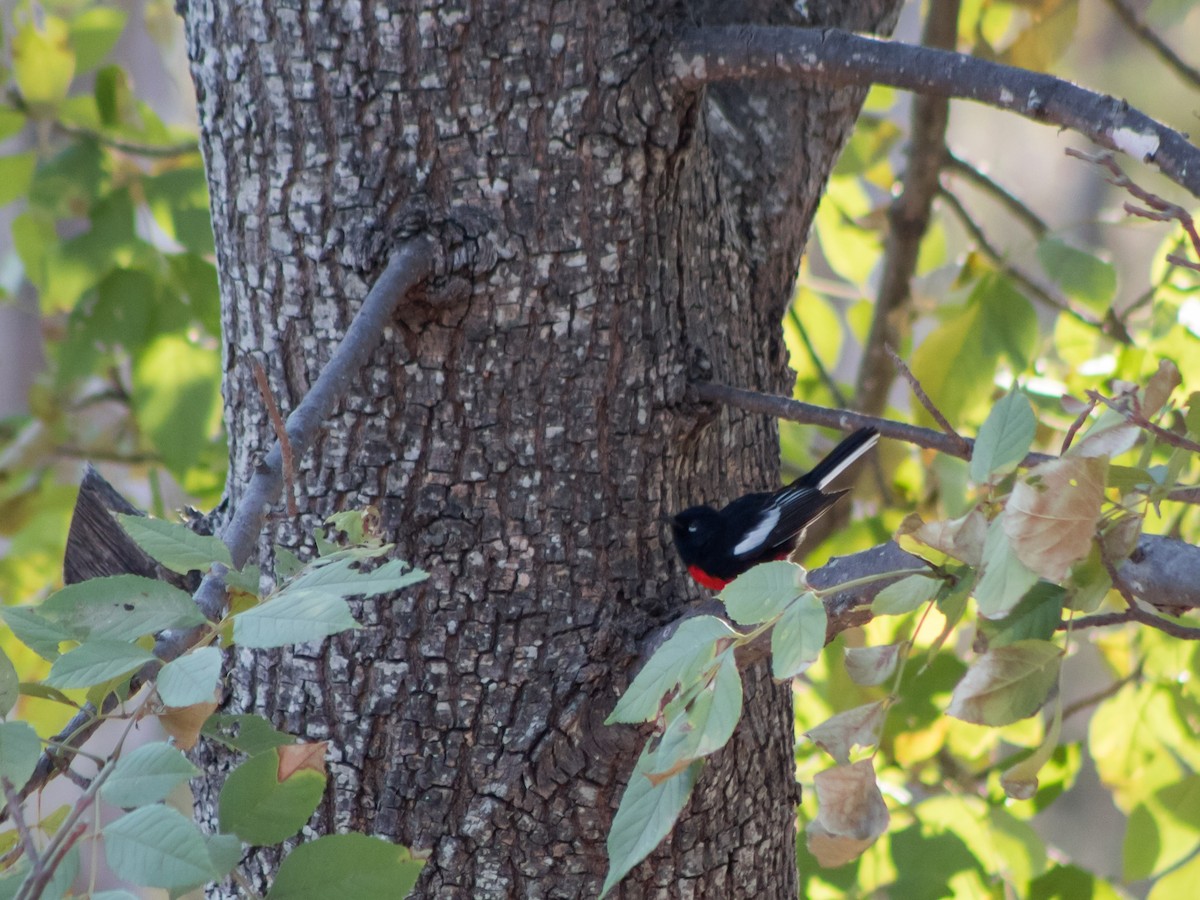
[669,506,722,562]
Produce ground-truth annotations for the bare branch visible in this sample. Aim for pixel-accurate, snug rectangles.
[250,356,298,517]
[1100,0,1200,90]
[1,777,41,874]
[943,153,1048,237]
[1102,547,1200,639]
[672,27,1200,199]
[885,344,970,455]
[855,0,959,420]
[691,381,1055,468]
[937,184,1113,334]
[1067,148,1200,264]
[1086,389,1200,454]
[787,305,848,408]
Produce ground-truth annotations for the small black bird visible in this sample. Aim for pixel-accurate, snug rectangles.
[671,428,878,590]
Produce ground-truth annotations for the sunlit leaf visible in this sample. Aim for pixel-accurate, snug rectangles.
[719,561,806,625]
[805,701,888,765]
[219,745,327,845]
[1005,457,1106,581]
[771,591,827,679]
[947,640,1062,726]
[807,760,889,867]
[970,389,1036,483]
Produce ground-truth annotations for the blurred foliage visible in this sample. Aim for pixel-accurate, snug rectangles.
[0,0,224,735]
[784,0,1200,896]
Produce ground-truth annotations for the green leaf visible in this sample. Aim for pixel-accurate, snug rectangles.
[978,582,1065,648]
[0,646,19,716]
[974,515,1041,620]
[652,652,743,772]
[719,561,806,625]
[156,647,222,707]
[1037,238,1116,315]
[266,834,424,900]
[970,389,1036,483]
[131,333,222,478]
[91,891,142,900]
[219,746,326,845]
[142,167,214,255]
[606,616,737,724]
[202,714,295,756]
[101,742,200,808]
[284,555,427,599]
[0,606,73,660]
[602,747,701,898]
[0,721,42,790]
[771,590,827,679]
[102,804,217,890]
[0,153,37,207]
[39,574,206,643]
[232,591,359,649]
[871,574,941,616]
[69,6,128,72]
[947,639,1063,726]
[204,832,243,879]
[116,514,233,575]
[0,109,26,142]
[12,19,76,113]
[44,641,155,689]
[274,547,305,581]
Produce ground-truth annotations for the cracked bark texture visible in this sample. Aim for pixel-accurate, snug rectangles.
[181,0,900,896]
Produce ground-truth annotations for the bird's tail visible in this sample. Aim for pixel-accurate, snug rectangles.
[797,428,879,491]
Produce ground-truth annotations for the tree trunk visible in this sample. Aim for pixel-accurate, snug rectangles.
[181,0,900,896]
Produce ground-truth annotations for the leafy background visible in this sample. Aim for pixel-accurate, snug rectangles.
[1,0,1200,897]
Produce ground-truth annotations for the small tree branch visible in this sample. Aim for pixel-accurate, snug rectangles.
[1085,389,1200,455]
[855,0,959,420]
[885,344,970,455]
[250,356,298,517]
[691,381,1056,467]
[937,184,1112,334]
[943,153,1048,237]
[672,27,1200,199]
[219,235,437,574]
[1066,148,1200,264]
[1,777,41,873]
[1100,0,1200,90]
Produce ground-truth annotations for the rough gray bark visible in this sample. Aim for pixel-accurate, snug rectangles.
[181,1,900,896]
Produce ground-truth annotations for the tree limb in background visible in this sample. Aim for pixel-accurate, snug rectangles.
[672,27,1200,199]
[943,152,1049,238]
[936,184,1109,332]
[855,0,960,420]
[1100,0,1200,90]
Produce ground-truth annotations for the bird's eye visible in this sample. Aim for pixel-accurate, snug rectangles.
[687,523,699,533]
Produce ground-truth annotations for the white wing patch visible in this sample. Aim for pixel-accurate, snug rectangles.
[733,507,781,557]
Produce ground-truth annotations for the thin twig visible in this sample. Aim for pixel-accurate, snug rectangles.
[1066,148,1200,263]
[885,344,970,455]
[1,777,41,873]
[1099,0,1200,90]
[1086,390,1200,455]
[943,153,1048,236]
[672,26,1200,198]
[937,184,1111,334]
[1060,397,1098,455]
[250,357,298,517]
[1061,668,1140,722]
[788,306,848,408]
[855,0,959,420]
